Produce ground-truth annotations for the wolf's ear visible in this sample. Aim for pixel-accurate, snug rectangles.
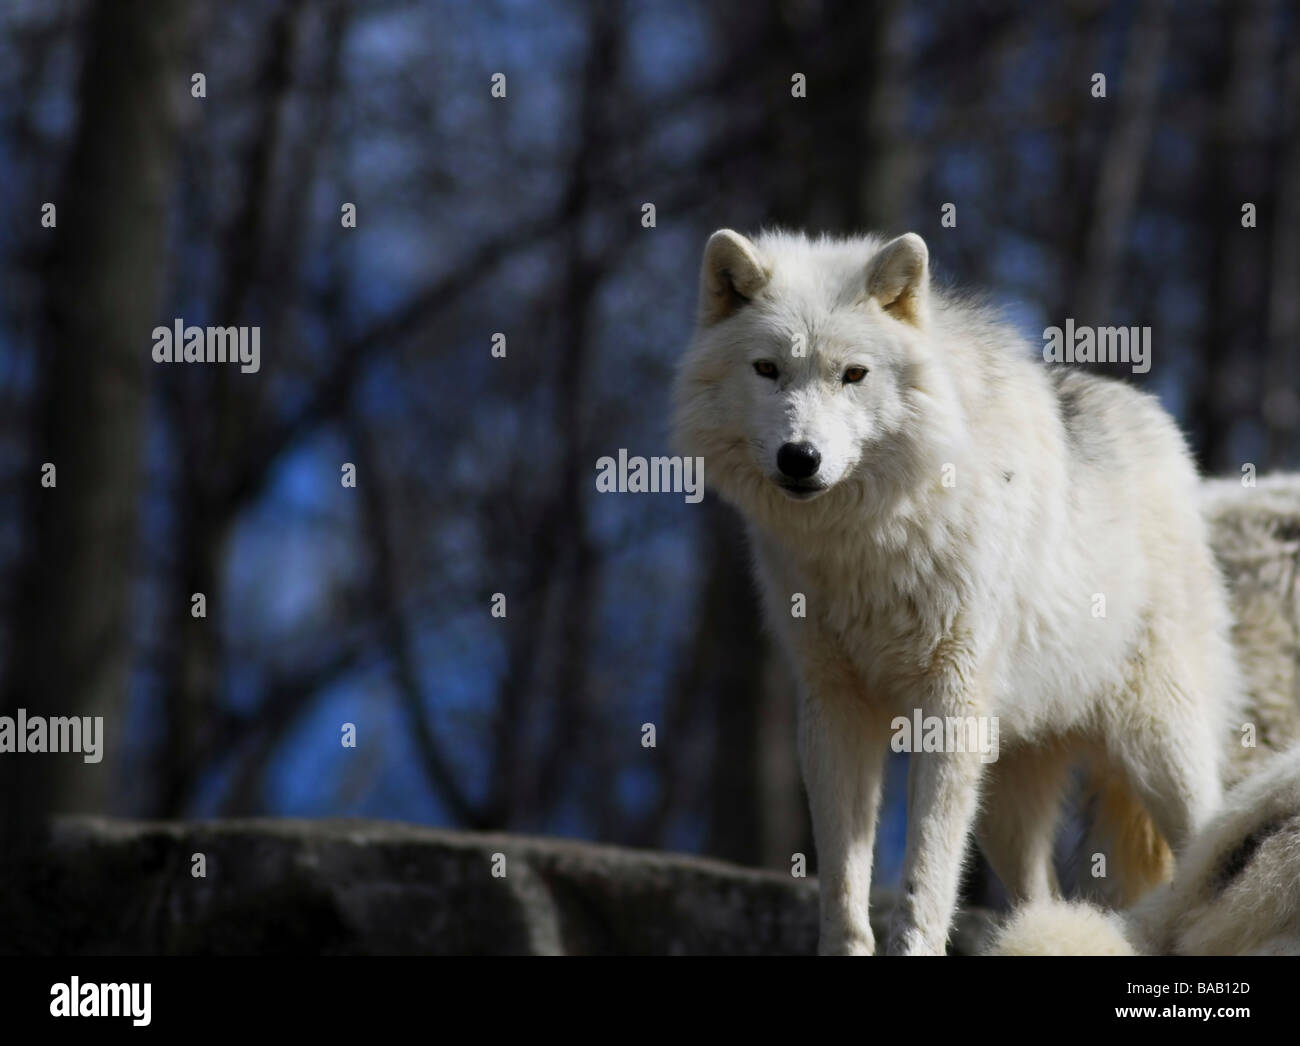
[699,229,769,326]
[865,233,929,327]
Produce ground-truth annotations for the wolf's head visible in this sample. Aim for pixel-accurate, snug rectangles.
[672,229,961,525]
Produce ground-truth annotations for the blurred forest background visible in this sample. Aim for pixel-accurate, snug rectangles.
[0,0,1297,900]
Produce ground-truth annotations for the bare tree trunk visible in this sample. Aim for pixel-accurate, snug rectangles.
[1264,30,1300,468]
[1,0,189,838]
[755,649,806,868]
[847,0,918,232]
[1052,2,1107,320]
[1192,0,1274,470]
[485,0,618,832]
[1073,0,1169,328]
[152,1,301,817]
[698,503,766,864]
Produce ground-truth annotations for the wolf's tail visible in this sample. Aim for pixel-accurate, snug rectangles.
[1080,770,1173,907]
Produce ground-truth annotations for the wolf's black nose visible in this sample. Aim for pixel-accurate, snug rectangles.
[777,441,821,479]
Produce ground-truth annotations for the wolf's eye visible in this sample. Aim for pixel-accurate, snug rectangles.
[753,360,779,380]
[842,366,868,384]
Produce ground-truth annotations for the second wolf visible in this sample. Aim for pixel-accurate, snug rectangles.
[672,229,1243,955]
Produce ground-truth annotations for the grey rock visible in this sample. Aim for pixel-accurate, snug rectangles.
[0,817,994,955]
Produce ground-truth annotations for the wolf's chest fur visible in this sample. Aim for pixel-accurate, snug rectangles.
[754,478,1129,730]
[758,506,977,699]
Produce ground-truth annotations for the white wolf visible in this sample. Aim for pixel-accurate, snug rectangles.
[987,745,1300,955]
[672,229,1242,955]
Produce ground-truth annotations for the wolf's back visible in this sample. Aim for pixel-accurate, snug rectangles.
[1203,474,1300,782]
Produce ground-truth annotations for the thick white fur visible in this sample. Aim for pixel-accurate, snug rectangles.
[986,900,1136,956]
[672,229,1242,955]
[988,747,1300,955]
[1131,744,1300,955]
[1202,475,1300,783]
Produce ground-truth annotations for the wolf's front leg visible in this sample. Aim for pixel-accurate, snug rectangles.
[887,708,987,956]
[798,689,886,955]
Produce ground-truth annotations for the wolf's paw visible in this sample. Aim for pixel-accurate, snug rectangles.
[818,926,875,956]
[885,923,943,956]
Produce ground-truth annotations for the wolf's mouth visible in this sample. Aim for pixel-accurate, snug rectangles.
[775,479,827,500]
